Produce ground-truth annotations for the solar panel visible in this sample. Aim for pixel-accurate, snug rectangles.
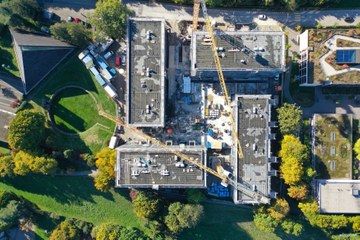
[336,50,356,63]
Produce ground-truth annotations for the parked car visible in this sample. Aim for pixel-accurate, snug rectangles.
[121,54,126,66]
[344,16,354,23]
[67,16,74,22]
[104,51,114,60]
[115,55,121,67]
[274,74,280,81]
[258,14,267,20]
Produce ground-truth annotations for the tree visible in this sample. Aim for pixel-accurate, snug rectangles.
[91,223,122,240]
[4,0,40,19]
[50,220,80,240]
[93,148,116,191]
[353,138,360,160]
[298,201,319,226]
[279,135,309,163]
[90,0,132,40]
[350,216,360,232]
[0,155,14,177]
[253,213,279,233]
[165,202,203,234]
[287,184,308,200]
[132,191,160,219]
[281,220,303,236]
[91,223,147,240]
[0,200,23,231]
[280,156,303,185]
[8,110,45,151]
[277,103,302,135]
[268,199,290,220]
[50,22,92,47]
[13,151,57,176]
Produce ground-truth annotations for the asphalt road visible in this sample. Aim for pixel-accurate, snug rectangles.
[123,1,360,28]
[39,0,96,9]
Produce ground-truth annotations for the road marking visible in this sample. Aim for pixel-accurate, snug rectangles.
[0,108,16,116]
[295,13,301,22]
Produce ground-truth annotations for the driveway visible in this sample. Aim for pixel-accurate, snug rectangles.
[124,1,360,28]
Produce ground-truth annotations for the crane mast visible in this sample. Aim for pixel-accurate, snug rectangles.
[192,0,244,160]
[99,111,270,204]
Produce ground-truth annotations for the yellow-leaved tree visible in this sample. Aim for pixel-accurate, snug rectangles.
[94,148,116,191]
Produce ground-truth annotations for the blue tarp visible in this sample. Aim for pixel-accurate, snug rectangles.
[96,57,108,70]
[208,129,213,136]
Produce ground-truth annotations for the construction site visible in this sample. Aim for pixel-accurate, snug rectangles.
[110,0,285,205]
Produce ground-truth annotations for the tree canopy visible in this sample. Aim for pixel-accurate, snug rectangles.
[93,148,116,191]
[280,156,303,185]
[8,110,45,151]
[268,199,290,221]
[165,202,203,234]
[253,212,279,233]
[13,151,57,176]
[132,191,160,219]
[50,220,80,240]
[287,184,308,200]
[279,135,309,162]
[353,138,360,160]
[277,103,302,135]
[50,22,92,47]
[91,223,147,240]
[90,0,131,40]
[281,220,304,236]
[0,155,14,178]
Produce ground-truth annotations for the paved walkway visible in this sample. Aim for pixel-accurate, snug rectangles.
[319,35,360,77]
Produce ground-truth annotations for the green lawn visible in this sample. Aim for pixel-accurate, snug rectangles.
[0,27,19,77]
[0,141,10,155]
[27,54,116,154]
[51,88,101,133]
[0,175,144,233]
[180,203,327,240]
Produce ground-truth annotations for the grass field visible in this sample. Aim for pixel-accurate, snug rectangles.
[27,55,116,154]
[51,88,101,133]
[0,175,144,233]
[180,203,327,240]
[0,27,19,77]
[0,141,10,155]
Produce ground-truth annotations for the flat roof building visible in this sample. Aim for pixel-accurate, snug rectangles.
[317,180,360,214]
[190,31,285,80]
[312,114,353,179]
[126,18,166,127]
[233,95,276,204]
[115,143,207,188]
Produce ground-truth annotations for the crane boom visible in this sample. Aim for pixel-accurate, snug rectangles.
[99,111,270,204]
[196,0,244,160]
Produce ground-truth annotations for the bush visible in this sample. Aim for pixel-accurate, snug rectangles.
[253,213,279,233]
[63,149,75,160]
[268,199,290,220]
[281,220,303,236]
[82,153,96,167]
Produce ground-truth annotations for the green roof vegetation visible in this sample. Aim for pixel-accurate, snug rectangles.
[314,114,352,179]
